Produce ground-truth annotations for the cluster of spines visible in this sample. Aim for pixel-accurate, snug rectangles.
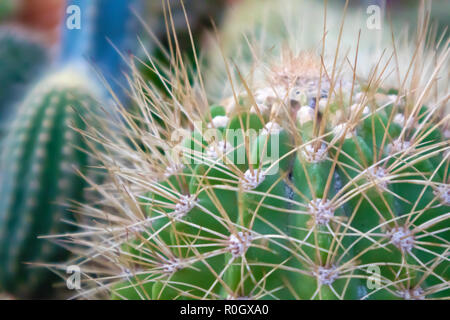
[56,1,449,300]
[75,79,448,300]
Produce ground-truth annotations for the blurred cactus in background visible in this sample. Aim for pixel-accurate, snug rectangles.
[0,28,49,138]
[204,0,449,100]
[0,0,143,298]
[0,0,66,138]
[0,70,101,298]
[0,0,237,299]
[205,0,416,100]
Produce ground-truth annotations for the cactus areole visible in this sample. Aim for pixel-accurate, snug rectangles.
[71,38,450,299]
[41,2,450,300]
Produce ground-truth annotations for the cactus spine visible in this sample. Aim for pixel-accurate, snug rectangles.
[53,1,450,299]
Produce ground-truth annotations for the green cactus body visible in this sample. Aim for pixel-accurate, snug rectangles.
[64,1,449,300]
[0,29,49,137]
[0,71,99,297]
[105,68,448,300]
[102,74,448,299]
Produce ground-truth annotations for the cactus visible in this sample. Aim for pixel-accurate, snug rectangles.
[0,28,49,137]
[108,88,448,300]
[0,70,101,298]
[60,1,450,300]
[0,0,143,298]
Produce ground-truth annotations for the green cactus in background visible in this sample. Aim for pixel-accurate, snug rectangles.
[60,1,448,300]
[108,82,448,300]
[0,70,100,298]
[0,28,49,137]
[0,0,145,298]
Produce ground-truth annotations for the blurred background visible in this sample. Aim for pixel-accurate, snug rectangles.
[0,0,448,119]
[0,0,448,300]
